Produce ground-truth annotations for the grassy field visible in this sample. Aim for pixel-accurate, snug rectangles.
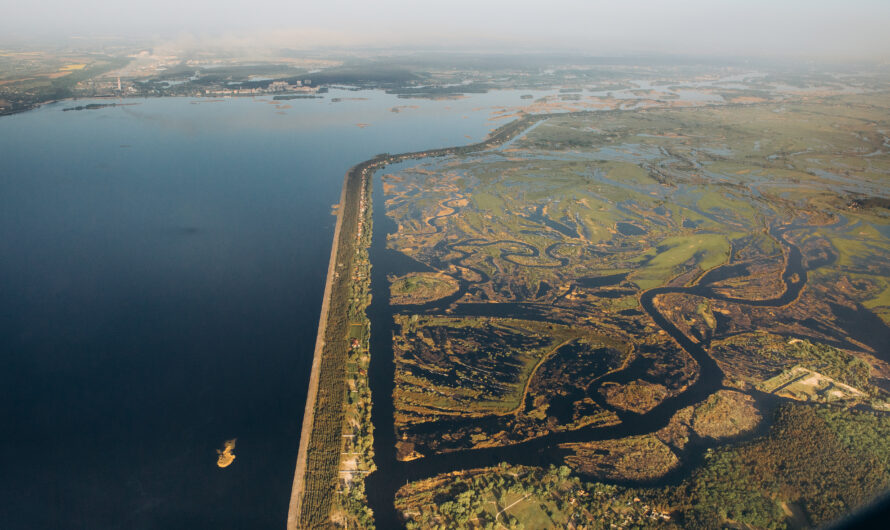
[390,273,460,305]
[632,233,732,290]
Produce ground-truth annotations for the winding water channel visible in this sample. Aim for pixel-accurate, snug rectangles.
[363,120,814,527]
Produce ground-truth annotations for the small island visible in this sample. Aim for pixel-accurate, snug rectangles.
[216,439,237,468]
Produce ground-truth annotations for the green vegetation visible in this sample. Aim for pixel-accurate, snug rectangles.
[0,54,129,114]
[688,390,761,439]
[562,434,680,481]
[599,379,670,414]
[298,167,375,528]
[397,404,890,529]
[334,174,376,528]
[778,340,871,390]
[298,111,563,526]
[711,334,880,402]
[390,273,459,305]
[675,404,890,528]
[393,316,594,421]
[397,463,673,529]
[633,234,731,290]
[379,91,890,527]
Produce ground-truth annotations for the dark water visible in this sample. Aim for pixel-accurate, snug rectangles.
[0,90,548,529]
[616,221,646,235]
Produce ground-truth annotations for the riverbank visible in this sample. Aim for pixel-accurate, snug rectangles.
[285,167,350,528]
[286,158,376,527]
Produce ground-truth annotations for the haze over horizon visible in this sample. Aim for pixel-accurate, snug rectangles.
[2,0,889,61]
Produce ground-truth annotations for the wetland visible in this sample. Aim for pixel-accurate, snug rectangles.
[364,90,890,528]
[4,60,890,529]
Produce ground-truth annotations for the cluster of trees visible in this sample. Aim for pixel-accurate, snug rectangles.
[757,337,873,392]
[402,465,541,529]
[340,479,375,529]
[337,173,377,528]
[380,113,545,166]
[788,340,872,391]
[399,402,890,529]
[400,463,667,529]
[671,403,890,528]
[299,167,370,528]
[347,176,373,323]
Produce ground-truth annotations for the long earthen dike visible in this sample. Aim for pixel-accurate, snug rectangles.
[286,164,352,529]
[286,111,553,529]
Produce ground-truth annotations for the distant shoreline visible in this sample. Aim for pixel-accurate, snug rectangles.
[0,93,312,118]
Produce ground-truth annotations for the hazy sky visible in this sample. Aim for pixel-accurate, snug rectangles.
[3,0,889,59]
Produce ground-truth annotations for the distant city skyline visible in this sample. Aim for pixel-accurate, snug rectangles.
[2,0,889,60]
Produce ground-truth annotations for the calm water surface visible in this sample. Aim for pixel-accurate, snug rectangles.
[0,89,554,529]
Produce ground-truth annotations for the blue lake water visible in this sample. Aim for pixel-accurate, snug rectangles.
[0,89,557,529]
